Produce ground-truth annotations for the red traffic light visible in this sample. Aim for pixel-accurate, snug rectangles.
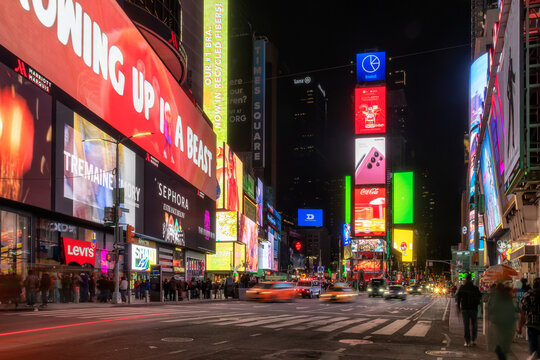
[294,241,302,252]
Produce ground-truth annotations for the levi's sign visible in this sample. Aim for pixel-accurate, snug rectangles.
[1,0,216,199]
[63,237,96,266]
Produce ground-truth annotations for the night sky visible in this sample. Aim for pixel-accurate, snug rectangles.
[242,1,471,259]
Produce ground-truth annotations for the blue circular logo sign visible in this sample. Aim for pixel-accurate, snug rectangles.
[362,55,381,73]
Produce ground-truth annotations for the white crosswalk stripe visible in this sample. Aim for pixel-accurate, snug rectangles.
[213,314,287,326]
[343,318,389,334]
[236,315,295,327]
[315,318,368,332]
[372,319,410,335]
[162,312,251,323]
[404,320,432,337]
[264,315,321,329]
[291,316,349,330]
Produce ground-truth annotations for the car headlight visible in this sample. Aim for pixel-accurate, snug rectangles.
[384,291,389,294]
[378,288,383,292]
[367,288,372,292]
[399,292,404,295]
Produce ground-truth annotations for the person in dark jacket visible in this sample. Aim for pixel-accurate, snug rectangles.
[456,273,482,347]
[39,272,51,307]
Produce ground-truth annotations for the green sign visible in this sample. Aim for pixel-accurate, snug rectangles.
[243,173,255,200]
[345,176,351,223]
[206,242,233,271]
[393,172,413,224]
[458,272,475,280]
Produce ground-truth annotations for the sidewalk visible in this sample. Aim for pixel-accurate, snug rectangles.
[449,299,530,359]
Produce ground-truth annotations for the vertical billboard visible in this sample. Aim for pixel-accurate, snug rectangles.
[354,187,386,236]
[481,132,503,237]
[240,214,258,272]
[393,229,413,262]
[234,242,245,272]
[355,86,386,134]
[393,172,413,224]
[216,211,237,241]
[355,137,386,185]
[206,242,233,271]
[56,103,144,228]
[144,162,216,253]
[203,0,228,145]
[243,173,255,200]
[498,0,521,185]
[356,52,386,82]
[216,144,225,208]
[225,144,244,212]
[0,61,52,210]
[258,241,272,270]
[256,178,264,225]
[253,39,266,168]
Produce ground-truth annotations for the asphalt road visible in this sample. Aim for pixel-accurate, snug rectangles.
[0,294,488,360]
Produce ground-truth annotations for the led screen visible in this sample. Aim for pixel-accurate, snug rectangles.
[355,86,386,134]
[216,144,225,208]
[357,260,382,272]
[244,173,255,200]
[144,162,216,253]
[355,137,386,185]
[298,209,323,227]
[0,1,217,198]
[206,242,233,271]
[343,223,351,246]
[256,178,264,226]
[216,211,238,241]
[57,103,144,227]
[351,239,384,253]
[0,61,52,210]
[203,0,228,145]
[131,245,157,271]
[356,52,385,82]
[481,131,502,237]
[240,215,258,272]
[258,241,272,270]
[244,196,257,223]
[225,144,244,213]
[468,210,485,251]
[393,229,413,263]
[234,242,246,272]
[354,187,386,237]
[392,172,413,224]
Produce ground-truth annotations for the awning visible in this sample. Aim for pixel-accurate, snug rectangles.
[508,245,540,262]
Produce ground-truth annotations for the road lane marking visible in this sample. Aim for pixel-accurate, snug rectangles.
[295,306,308,310]
[407,298,437,320]
[162,312,251,323]
[168,350,186,354]
[213,341,228,345]
[343,318,388,334]
[442,299,450,320]
[315,318,367,332]
[363,336,372,339]
[372,319,410,335]
[250,333,262,337]
[340,308,354,312]
[264,315,321,329]
[404,320,432,337]
[292,316,348,330]
[236,315,294,327]
[335,348,346,353]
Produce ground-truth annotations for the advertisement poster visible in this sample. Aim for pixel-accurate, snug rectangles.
[355,137,386,185]
[144,162,216,253]
[240,215,258,272]
[57,103,144,227]
[355,86,386,134]
[0,61,52,210]
[216,211,238,241]
[481,132,502,237]
[206,242,233,271]
[256,178,264,226]
[216,144,225,209]
[243,173,255,200]
[468,210,485,251]
[244,197,258,223]
[132,244,157,271]
[357,260,382,272]
[258,242,271,270]
[234,242,246,272]
[354,187,386,237]
[63,238,97,266]
[392,172,413,224]
[351,239,384,253]
[225,144,244,213]
[356,52,385,82]
[0,1,217,199]
[343,223,351,246]
[298,209,323,227]
[393,229,413,263]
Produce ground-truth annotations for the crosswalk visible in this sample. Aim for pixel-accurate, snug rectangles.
[8,306,438,338]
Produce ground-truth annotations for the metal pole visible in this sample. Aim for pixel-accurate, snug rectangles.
[113,139,121,304]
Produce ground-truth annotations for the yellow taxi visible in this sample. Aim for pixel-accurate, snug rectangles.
[320,283,358,303]
[246,282,296,302]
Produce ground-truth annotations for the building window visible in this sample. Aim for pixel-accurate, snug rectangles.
[0,210,30,275]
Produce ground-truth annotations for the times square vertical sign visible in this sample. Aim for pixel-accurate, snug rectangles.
[252,39,266,168]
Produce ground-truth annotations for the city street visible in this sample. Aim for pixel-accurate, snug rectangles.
[0,294,492,359]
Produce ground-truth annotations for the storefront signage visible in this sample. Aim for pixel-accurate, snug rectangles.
[0,1,216,199]
[63,237,96,266]
[132,244,156,271]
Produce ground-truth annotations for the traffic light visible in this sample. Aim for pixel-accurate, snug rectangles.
[126,224,135,243]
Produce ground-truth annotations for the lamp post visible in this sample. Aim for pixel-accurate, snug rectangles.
[83,131,152,304]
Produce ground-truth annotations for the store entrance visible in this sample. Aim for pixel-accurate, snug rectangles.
[131,271,149,299]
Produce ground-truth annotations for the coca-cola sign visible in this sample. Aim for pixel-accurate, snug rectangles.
[354,187,386,237]
[63,237,97,266]
[358,188,381,196]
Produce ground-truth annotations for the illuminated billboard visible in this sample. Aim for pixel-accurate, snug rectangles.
[469,210,485,251]
[356,52,385,82]
[392,172,413,224]
[343,223,351,246]
[258,241,272,270]
[244,173,255,200]
[217,211,238,241]
[354,187,386,237]
[355,86,386,134]
[234,242,245,272]
[206,242,233,271]
[216,145,225,208]
[298,209,323,227]
[203,0,228,145]
[0,61,51,210]
[393,229,413,263]
[225,144,244,213]
[256,178,264,226]
[480,131,502,237]
[0,1,217,198]
[351,239,384,253]
[131,245,157,271]
[355,137,386,185]
[240,215,258,272]
[253,39,266,167]
[357,260,382,272]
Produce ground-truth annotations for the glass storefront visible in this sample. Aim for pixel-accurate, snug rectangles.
[0,210,30,275]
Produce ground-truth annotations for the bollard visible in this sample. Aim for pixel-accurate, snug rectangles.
[187,290,191,301]
[160,289,164,302]
[145,290,150,303]
[175,290,178,302]
[127,289,131,304]
[74,287,79,304]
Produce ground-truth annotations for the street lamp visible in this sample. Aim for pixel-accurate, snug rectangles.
[83,131,152,304]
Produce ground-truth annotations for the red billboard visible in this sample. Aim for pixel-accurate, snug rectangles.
[0,1,216,199]
[354,187,386,237]
[355,86,386,134]
[63,238,96,266]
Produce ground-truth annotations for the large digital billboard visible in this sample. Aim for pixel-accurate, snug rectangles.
[298,209,323,227]
[355,86,386,134]
[393,229,413,263]
[240,215,258,272]
[357,260,382,272]
[355,137,386,185]
[351,239,384,253]
[56,103,144,227]
[225,144,244,213]
[354,187,386,237]
[481,131,502,237]
[234,242,245,272]
[356,52,385,82]
[0,61,52,210]
[256,178,264,226]
[244,173,255,200]
[393,172,413,224]
[144,162,216,253]
[206,242,233,271]
[203,0,228,145]
[216,144,225,209]
[258,241,272,270]
[131,244,157,271]
[217,211,238,241]
[469,210,485,251]
[0,1,217,199]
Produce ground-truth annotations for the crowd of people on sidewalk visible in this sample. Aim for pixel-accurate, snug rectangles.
[455,273,540,360]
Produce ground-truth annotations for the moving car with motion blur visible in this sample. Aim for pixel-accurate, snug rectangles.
[384,285,407,301]
[320,283,358,303]
[433,285,447,296]
[367,278,387,297]
[246,282,296,302]
[295,279,322,299]
[408,284,422,295]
